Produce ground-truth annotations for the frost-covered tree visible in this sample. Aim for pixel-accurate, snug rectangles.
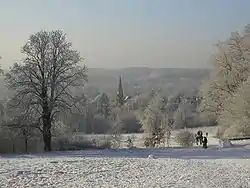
[173,102,193,129]
[139,95,172,147]
[108,114,124,148]
[200,25,250,123]
[139,96,162,134]
[2,100,40,153]
[0,56,3,75]
[97,93,111,120]
[5,30,87,151]
[219,77,250,138]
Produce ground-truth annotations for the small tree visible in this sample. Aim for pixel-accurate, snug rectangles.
[161,113,172,147]
[98,93,111,120]
[85,103,95,134]
[140,96,162,134]
[3,103,39,153]
[139,95,168,147]
[173,103,190,129]
[108,114,124,148]
[0,126,20,153]
[175,130,195,147]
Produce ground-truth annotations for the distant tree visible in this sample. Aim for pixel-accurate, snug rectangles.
[0,125,19,153]
[5,30,87,151]
[0,67,3,75]
[97,93,111,120]
[85,103,95,134]
[139,96,162,134]
[139,95,170,147]
[2,100,39,153]
[159,96,173,146]
[173,103,191,129]
[108,114,124,148]
[0,103,5,123]
[0,56,3,75]
[52,120,76,137]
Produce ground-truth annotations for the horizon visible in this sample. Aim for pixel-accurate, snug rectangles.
[1,66,211,72]
[1,0,250,69]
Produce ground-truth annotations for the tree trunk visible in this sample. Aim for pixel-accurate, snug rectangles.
[12,143,15,153]
[25,138,28,153]
[43,129,52,151]
[42,115,52,152]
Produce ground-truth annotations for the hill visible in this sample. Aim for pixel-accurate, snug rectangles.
[0,67,210,100]
[84,67,210,98]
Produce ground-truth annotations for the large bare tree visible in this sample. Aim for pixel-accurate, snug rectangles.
[5,30,87,151]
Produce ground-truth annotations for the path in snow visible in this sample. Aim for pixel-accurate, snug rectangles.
[0,145,250,188]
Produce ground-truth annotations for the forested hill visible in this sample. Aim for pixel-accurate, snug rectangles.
[84,67,210,98]
[0,67,210,100]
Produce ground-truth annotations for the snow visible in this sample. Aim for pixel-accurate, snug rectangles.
[1,131,250,187]
[147,154,155,159]
[1,144,250,188]
[218,139,233,148]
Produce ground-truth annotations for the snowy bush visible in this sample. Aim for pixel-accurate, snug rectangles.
[126,135,135,148]
[54,135,112,150]
[175,130,195,147]
[99,136,112,149]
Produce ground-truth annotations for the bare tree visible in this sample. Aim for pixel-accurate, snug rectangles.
[0,125,19,152]
[5,30,87,151]
[2,100,40,153]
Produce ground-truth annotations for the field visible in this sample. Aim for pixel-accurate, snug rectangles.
[0,127,250,187]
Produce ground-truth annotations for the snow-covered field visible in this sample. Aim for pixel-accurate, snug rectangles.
[1,128,250,188]
[1,143,250,188]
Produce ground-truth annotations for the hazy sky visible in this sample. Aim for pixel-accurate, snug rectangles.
[0,0,250,69]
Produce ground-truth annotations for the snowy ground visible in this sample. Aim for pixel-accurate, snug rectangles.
[1,143,250,188]
[1,128,250,188]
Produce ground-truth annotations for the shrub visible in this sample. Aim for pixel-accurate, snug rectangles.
[144,128,165,148]
[215,126,227,139]
[110,134,122,149]
[144,137,154,147]
[54,134,112,150]
[126,135,136,148]
[95,135,112,149]
[175,130,195,147]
